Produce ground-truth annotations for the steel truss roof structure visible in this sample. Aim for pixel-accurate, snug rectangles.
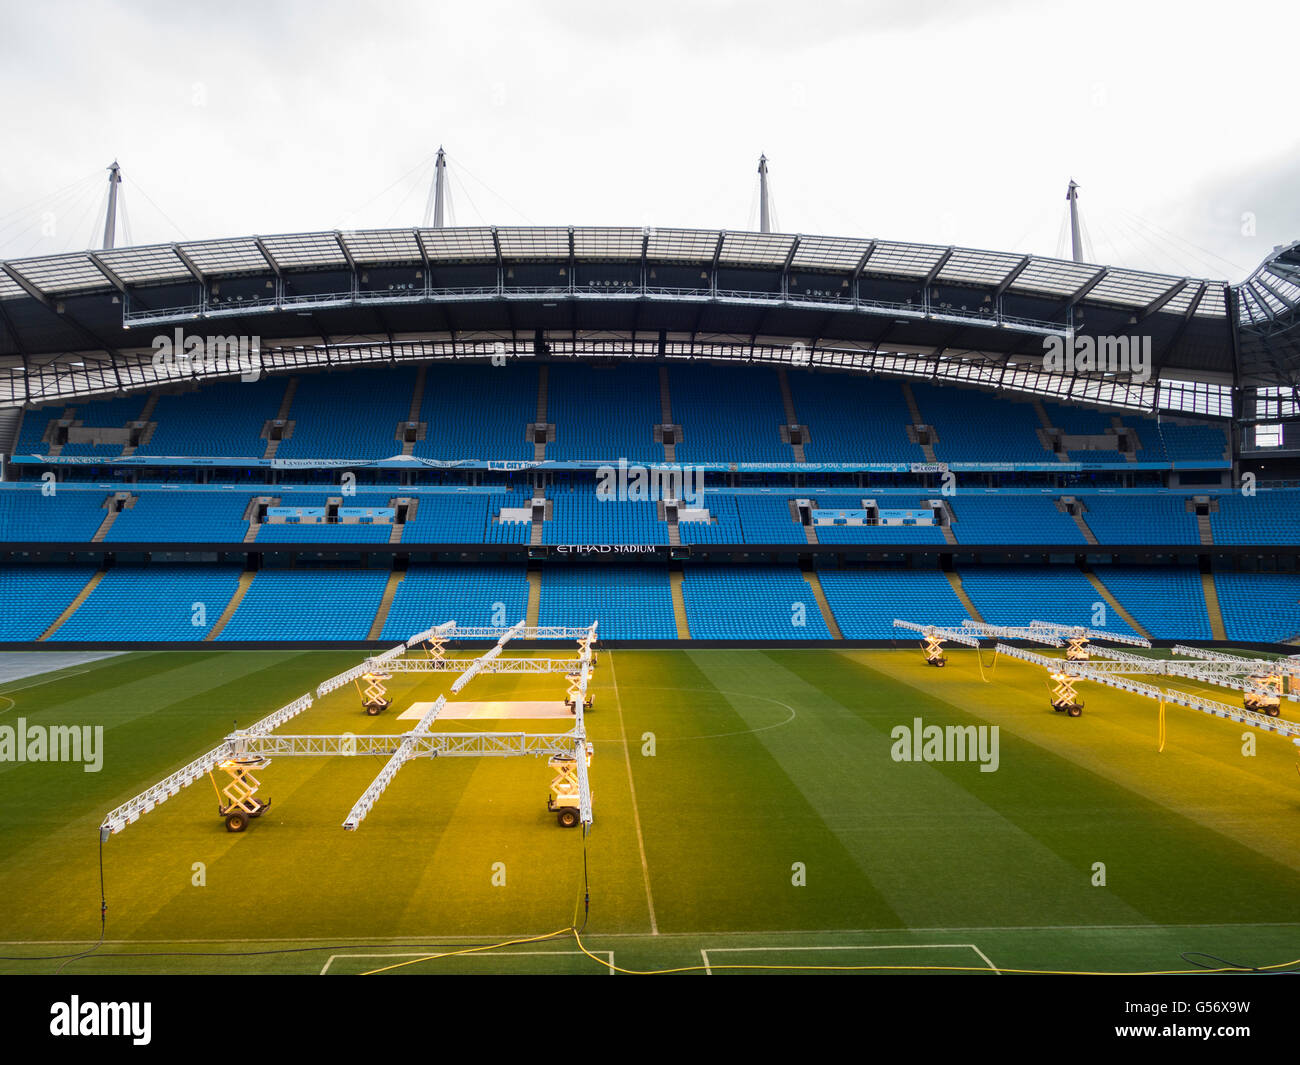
[5,223,1290,420]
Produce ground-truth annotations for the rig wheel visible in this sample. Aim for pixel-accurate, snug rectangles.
[225,810,249,833]
[557,807,579,828]
[365,704,384,716]
[1266,705,1281,717]
[1067,705,1083,718]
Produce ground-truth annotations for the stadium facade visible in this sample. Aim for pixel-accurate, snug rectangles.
[0,220,1297,648]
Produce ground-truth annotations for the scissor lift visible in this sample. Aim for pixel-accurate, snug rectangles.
[356,671,392,716]
[548,742,594,828]
[209,756,272,832]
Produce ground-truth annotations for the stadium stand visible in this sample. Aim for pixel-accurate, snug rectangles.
[106,492,254,543]
[1078,494,1201,546]
[817,566,969,639]
[1209,491,1300,545]
[135,379,284,458]
[541,491,667,545]
[911,383,1048,463]
[0,488,113,541]
[380,565,531,642]
[0,566,98,640]
[50,565,243,641]
[537,566,676,639]
[681,566,831,639]
[957,565,1140,637]
[546,363,662,462]
[949,495,1084,544]
[671,365,791,463]
[790,372,921,463]
[1213,573,1300,643]
[217,569,390,641]
[1092,566,1212,640]
[679,494,744,544]
[413,364,537,462]
[274,367,415,460]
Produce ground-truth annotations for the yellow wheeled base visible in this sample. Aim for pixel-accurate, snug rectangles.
[209,757,272,832]
[547,743,593,828]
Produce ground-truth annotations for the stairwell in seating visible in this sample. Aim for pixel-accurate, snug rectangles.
[1110,415,1138,462]
[92,492,135,542]
[39,568,107,640]
[120,391,159,457]
[367,568,406,639]
[0,406,22,459]
[526,567,542,626]
[669,568,691,638]
[942,565,983,623]
[1057,497,1099,545]
[205,569,256,641]
[533,365,550,462]
[46,407,78,457]
[1082,566,1150,640]
[659,366,677,462]
[1199,570,1228,641]
[400,365,428,457]
[263,377,298,460]
[800,567,842,639]
[529,493,549,546]
[777,368,807,462]
[1032,398,1070,461]
[900,382,939,462]
[1188,497,1217,546]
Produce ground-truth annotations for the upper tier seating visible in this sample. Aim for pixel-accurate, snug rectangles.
[911,383,1048,463]
[136,379,284,458]
[790,373,921,463]
[671,365,791,463]
[413,364,536,462]
[275,367,415,460]
[547,363,662,462]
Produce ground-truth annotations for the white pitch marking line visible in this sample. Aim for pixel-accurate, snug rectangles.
[319,949,614,975]
[608,650,659,935]
[699,943,998,974]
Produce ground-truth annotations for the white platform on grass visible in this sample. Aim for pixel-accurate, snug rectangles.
[398,699,575,721]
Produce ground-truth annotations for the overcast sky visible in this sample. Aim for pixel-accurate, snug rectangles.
[1,0,1296,281]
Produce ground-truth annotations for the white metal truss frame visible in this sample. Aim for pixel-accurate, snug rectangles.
[99,692,316,836]
[993,643,1300,744]
[1028,621,1153,649]
[958,620,1065,646]
[893,620,983,649]
[101,618,599,838]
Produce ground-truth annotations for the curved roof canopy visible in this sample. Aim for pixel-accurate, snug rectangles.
[0,224,1289,416]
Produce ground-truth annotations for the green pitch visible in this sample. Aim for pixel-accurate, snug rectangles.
[1,647,1297,975]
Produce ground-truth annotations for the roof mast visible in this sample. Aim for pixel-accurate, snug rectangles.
[423,147,447,228]
[758,154,770,233]
[102,161,121,250]
[1066,179,1083,263]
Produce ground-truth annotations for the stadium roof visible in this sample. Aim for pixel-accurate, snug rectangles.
[0,225,1295,418]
